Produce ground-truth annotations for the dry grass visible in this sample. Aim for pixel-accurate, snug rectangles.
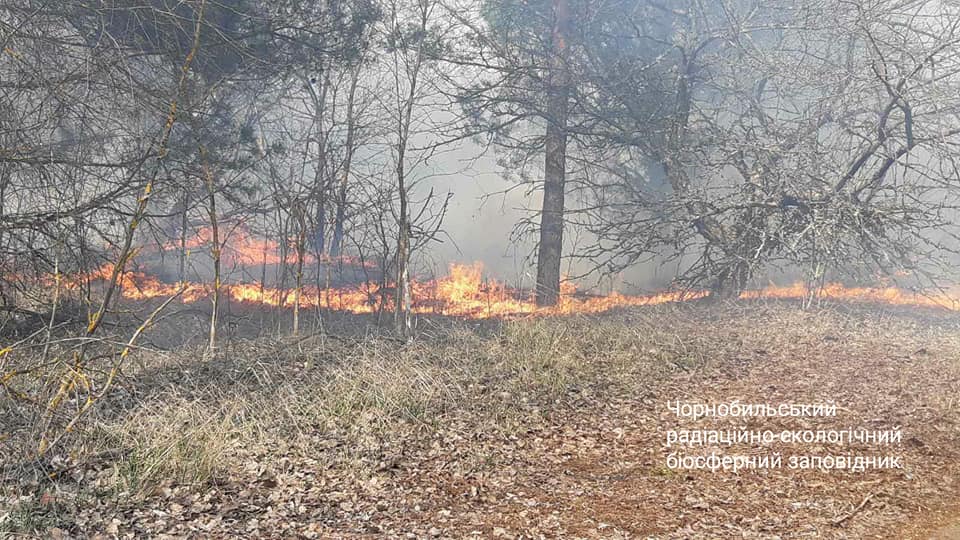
[3,310,683,498]
[136,312,664,442]
[97,400,238,496]
[3,300,959,537]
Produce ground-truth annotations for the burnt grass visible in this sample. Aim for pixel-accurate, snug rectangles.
[2,299,960,538]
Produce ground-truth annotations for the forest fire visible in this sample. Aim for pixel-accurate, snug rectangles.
[13,226,944,319]
[156,225,375,268]
[56,259,960,319]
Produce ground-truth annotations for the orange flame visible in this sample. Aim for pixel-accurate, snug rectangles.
[741,282,960,311]
[36,227,960,319]
[55,260,960,319]
[158,226,373,268]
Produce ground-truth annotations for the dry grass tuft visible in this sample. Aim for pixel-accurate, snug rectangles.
[98,399,239,496]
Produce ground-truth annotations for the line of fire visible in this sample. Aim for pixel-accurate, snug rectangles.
[23,224,960,320]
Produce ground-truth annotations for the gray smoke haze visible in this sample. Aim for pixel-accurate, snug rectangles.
[411,139,682,294]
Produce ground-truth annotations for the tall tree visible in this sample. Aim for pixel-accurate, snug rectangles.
[447,0,640,305]
[534,0,572,306]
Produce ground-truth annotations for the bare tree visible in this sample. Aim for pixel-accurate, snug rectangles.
[331,66,363,257]
[378,0,455,337]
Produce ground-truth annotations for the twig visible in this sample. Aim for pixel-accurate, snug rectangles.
[832,492,876,526]
[39,287,187,456]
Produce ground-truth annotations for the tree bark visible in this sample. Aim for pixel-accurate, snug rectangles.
[178,191,189,284]
[200,147,220,352]
[331,67,360,258]
[391,2,428,339]
[395,155,412,338]
[307,72,330,256]
[292,203,307,336]
[535,0,571,307]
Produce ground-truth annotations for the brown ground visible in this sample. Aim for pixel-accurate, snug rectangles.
[2,302,959,538]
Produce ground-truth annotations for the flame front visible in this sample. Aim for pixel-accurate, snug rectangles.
[55,260,960,319]
[157,226,373,268]
[32,226,957,317]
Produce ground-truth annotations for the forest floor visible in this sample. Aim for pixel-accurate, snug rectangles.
[2,301,960,538]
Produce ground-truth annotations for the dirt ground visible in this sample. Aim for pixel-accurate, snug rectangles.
[2,301,959,538]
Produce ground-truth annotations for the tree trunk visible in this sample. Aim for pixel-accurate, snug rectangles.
[200,147,220,352]
[205,194,220,352]
[315,192,327,256]
[395,161,412,339]
[535,0,571,307]
[711,262,749,300]
[307,72,330,257]
[292,203,307,336]
[391,4,427,340]
[332,68,360,258]
[178,191,189,284]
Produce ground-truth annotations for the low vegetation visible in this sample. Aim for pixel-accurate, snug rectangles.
[3,301,959,537]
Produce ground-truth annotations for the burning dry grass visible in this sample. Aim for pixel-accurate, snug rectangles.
[28,255,960,323]
[2,300,960,537]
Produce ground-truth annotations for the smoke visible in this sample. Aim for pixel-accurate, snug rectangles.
[411,137,683,295]
[412,140,536,283]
